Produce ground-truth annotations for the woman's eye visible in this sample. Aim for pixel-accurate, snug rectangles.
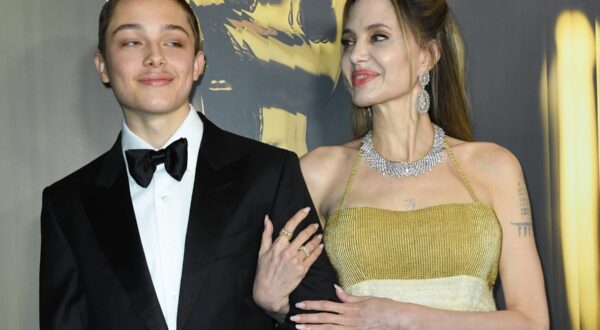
[341,38,355,47]
[371,33,388,42]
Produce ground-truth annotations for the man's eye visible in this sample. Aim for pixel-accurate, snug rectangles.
[122,40,141,47]
[166,41,183,47]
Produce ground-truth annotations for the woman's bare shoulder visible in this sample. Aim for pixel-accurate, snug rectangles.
[446,137,523,186]
[300,140,360,208]
[301,140,360,176]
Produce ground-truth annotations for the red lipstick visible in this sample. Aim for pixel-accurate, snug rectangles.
[352,69,378,87]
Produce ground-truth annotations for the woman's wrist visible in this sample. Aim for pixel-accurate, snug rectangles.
[253,286,289,314]
[391,301,420,330]
[264,302,290,324]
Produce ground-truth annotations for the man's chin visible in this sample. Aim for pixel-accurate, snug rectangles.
[121,102,190,118]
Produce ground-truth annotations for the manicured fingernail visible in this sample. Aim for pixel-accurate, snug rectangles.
[334,284,343,292]
[295,302,305,309]
[296,325,306,329]
[290,315,300,322]
[303,207,311,213]
[313,223,319,229]
[319,243,324,249]
[264,215,268,225]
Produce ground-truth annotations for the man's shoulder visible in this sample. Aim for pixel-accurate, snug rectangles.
[200,112,295,165]
[214,125,296,163]
[44,150,112,195]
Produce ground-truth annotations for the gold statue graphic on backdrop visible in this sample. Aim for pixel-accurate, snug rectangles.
[189,0,349,156]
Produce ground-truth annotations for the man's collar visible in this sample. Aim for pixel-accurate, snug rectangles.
[121,105,204,172]
[95,111,249,188]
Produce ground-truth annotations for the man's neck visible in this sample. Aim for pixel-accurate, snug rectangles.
[123,105,191,148]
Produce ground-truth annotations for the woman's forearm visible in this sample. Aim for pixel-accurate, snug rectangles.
[403,304,549,330]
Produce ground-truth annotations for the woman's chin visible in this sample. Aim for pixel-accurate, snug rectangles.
[352,100,373,109]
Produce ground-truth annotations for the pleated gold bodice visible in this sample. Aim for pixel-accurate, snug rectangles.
[323,144,502,311]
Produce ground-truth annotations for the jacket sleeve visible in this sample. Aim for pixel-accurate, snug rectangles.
[268,152,340,327]
[40,187,92,330]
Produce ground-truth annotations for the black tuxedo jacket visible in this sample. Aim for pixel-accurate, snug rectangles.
[40,113,338,330]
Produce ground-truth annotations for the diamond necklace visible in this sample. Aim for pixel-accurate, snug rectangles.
[360,124,446,177]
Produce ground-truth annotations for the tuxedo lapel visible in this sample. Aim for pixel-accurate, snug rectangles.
[176,114,246,330]
[85,137,168,330]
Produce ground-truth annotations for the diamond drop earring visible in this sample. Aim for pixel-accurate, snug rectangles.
[416,70,430,114]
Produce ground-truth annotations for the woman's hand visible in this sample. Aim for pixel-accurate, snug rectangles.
[253,207,324,316]
[291,285,411,330]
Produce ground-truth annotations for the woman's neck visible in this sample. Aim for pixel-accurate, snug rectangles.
[370,98,435,162]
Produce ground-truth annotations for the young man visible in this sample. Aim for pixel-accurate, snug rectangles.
[39,0,337,329]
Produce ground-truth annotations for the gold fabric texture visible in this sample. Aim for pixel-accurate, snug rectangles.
[325,203,501,289]
[323,145,502,310]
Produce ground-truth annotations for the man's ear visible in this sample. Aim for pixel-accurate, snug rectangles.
[193,51,206,81]
[94,52,111,84]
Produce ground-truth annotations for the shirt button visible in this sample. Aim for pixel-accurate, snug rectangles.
[161,195,168,201]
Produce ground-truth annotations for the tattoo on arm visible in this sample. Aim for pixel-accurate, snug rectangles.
[403,198,416,211]
[511,221,533,237]
[518,182,531,216]
[512,182,534,237]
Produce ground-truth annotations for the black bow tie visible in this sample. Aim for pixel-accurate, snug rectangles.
[125,137,188,188]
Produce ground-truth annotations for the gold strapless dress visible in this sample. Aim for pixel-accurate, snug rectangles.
[323,144,502,311]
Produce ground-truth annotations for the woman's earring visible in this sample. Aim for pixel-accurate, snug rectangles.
[416,71,430,114]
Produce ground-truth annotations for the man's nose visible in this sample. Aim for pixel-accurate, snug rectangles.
[144,43,165,67]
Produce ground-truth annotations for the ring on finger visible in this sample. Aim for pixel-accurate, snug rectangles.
[299,245,310,259]
[279,228,293,241]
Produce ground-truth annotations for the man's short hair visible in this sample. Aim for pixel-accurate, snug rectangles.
[97,0,204,56]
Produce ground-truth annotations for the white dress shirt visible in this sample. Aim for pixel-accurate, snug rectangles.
[121,107,203,330]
